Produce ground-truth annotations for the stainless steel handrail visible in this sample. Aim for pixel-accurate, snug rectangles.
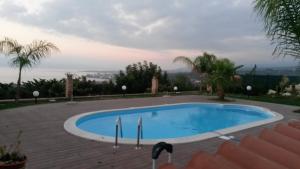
[152,142,173,169]
[136,116,143,149]
[113,116,123,148]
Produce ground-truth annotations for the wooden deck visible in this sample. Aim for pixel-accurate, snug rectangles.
[0,95,299,169]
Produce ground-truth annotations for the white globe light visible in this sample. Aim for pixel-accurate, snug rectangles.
[174,86,178,91]
[246,85,252,91]
[122,85,127,91]
[33,91,40,97]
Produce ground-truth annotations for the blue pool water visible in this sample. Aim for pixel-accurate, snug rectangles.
[76,103,273,139]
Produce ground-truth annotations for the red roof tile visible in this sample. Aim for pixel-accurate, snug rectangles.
[159,121,300,169]
[240,135,300,169]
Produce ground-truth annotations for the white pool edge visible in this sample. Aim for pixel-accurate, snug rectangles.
[64,102,284,145]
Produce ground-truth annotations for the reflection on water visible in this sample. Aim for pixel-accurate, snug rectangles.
[151,111,158,117]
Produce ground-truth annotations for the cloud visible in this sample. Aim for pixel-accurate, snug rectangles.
[0,0,296,70]
[0,0,266,50]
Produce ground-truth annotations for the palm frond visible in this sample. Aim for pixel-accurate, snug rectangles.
[9,57,21,67]
[234,65,244,70]
[10,56,32,68]
[25,40,59,64]
[254,0,300,58]
[249,64,257,75]
[173,56,195,70]
[194,53,217,73]
[0,37,22,55]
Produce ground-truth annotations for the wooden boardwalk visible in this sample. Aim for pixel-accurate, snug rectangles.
[0,95,299,169]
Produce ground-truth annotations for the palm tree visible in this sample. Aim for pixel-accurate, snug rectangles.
[173,52,217,92]
[0,37,59,101]
[254,0,300,57]
[209,59,243,100]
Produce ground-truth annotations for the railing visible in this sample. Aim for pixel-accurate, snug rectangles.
[136,116,143,149]
[113,116,144,149]
[152,142,173,169]
[113,116,123,149]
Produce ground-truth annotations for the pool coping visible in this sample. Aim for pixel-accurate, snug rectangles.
[64,102,284,145]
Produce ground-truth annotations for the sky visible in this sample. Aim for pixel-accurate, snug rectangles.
[0,0,297,72]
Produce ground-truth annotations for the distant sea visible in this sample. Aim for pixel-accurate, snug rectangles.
[0,67,117,83]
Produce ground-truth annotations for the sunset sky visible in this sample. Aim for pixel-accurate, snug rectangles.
[0,0,297,71]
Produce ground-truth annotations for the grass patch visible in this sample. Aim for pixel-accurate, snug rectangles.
[229,94,300,107]
[0,91,201,111]
[0,102,36,110]
[0,99,56,110]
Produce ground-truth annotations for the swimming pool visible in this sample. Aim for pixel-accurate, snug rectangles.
[64,103,283,144]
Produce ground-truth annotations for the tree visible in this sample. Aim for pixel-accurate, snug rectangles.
[254,0,300,57]
[159,71,171,92]
[209,59,243,100]
[22,78,65,97]
[173,52,217,91]
[0,37,59,100]
[171,74,196,91]
[114,61,169,93]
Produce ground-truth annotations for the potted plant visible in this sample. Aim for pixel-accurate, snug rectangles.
[0,131,26,169]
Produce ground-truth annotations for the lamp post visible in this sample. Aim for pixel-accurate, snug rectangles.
[122,85,127,97]
[173,86,178,94]
[246,85,252,98]
[33,91,40,104]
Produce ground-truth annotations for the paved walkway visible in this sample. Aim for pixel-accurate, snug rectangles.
[0,95,299,169]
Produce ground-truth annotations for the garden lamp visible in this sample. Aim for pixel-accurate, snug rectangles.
[33,91,40,104]
[122,85,127,96]
[246,85,252,98]
[174,86,178,94]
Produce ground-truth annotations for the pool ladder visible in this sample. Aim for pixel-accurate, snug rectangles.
[113,116,123,149]
[136,117,143,149]
[113,116,143,149]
